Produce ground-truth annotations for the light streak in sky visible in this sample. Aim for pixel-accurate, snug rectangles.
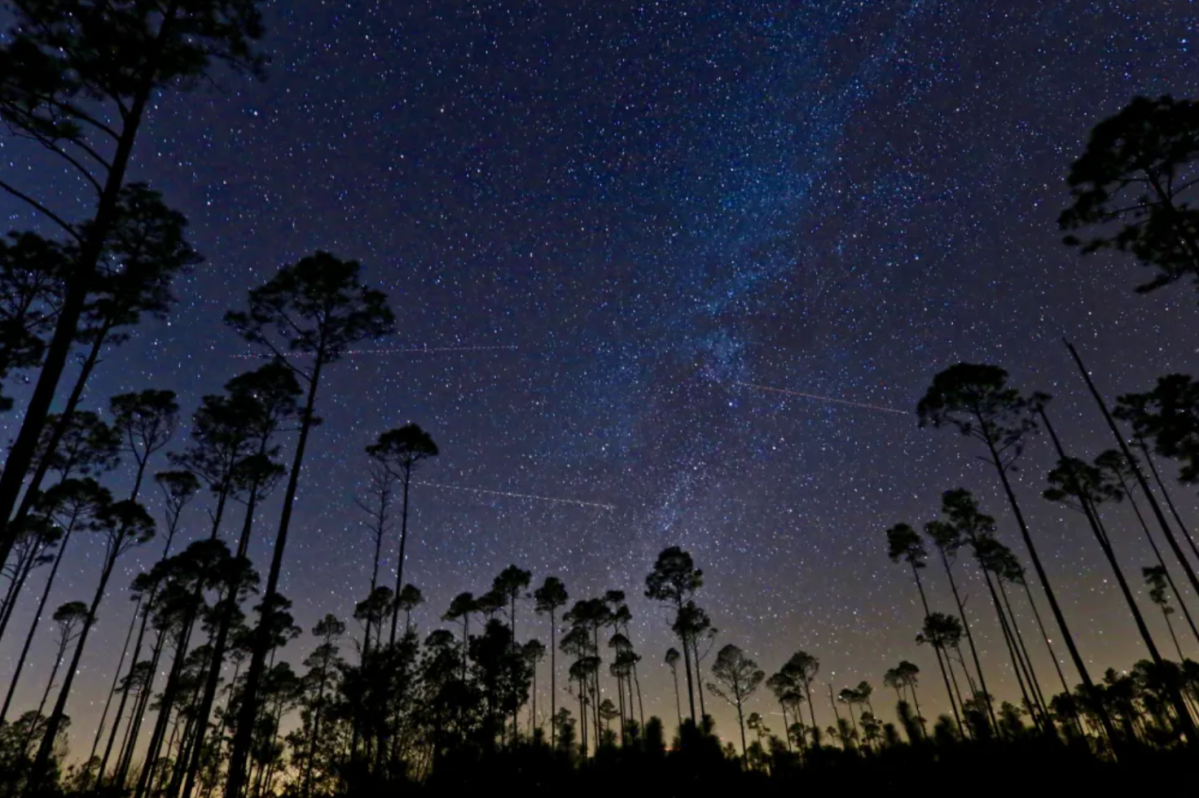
[232,345,518,359]
[732,380,909,416]
[417,480,616,511]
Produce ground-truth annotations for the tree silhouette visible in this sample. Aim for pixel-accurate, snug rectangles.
[0,185,197,564]
[28,601,90,746]
[885,521,964,733]
[366,423,439,646]
[924,518,1000,735]
[223,251,395,798]
[522,639,546,738]
[87,389,179,764]
[1094,448,1199,645]
[565,597,611,746]
[444,592,478,681]
[29,497,156,786]
[95,470,199,789]
[665,647,683,730]
[0,232,64,412]
[884,660,924,737]
[676,600,715,722]
[1040,412,1196,741]
[1059,95,1199,294]
[0,0,265,572]
[707,644,764,766]
[298,614,345,798]
[175,364,300,798]
[0,410,119,647]
[917,613,971,722]
[1143,566,1185,661]
[534,576,569,749]
[917,363,1117,742]
[354,458,394,607]
[645,546,703,724]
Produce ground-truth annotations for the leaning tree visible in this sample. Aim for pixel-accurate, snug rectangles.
[223,251,395,798]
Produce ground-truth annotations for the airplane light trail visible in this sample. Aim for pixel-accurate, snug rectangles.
[417,481,616,511]
[232,345,518,360]
[732,380,909,415]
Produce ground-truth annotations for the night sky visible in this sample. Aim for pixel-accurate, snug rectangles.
[3,0,1199,749]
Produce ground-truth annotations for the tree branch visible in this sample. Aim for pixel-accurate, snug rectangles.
[0,181,81,241]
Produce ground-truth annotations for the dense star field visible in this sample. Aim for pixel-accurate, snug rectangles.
[2,0,1197,750]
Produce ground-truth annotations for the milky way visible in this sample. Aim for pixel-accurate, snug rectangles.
[2,0,1197,746]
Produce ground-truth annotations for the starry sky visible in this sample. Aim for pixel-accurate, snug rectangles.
[3,0,1199,749]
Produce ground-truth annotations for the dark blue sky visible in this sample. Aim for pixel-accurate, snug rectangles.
[2,0,1197,746]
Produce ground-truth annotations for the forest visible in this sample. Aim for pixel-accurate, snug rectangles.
[0,2,1198,796]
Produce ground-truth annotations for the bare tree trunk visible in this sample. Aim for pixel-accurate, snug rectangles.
[0,523,77,724]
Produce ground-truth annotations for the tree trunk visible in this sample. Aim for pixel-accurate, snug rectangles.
[225,357,325,798]
[30,547,116,786]
[1041,407,1196,739]
[975,407,1120,747]
[134,609,199,798]
[87,595,141,765]
[0,521,77,724]
[736,699,747,767]
[1119,463,1199,645]
[671,667,682,730]
[117,626,167,787]
[995,577,1049,722]
[178,476,266,798]
[102,507,187,788]
[679,611,697,725]
[1065,342,1199,613]
[549,610,557,749]
[1138,437,1199,565]
[937,546,1000,735]
[909,563,964,734]
[388,470,412,646]
[692,636,708,721]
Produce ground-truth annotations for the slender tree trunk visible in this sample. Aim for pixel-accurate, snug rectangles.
[1017,577,1079,732]
[975,410,1119,746]
[1041,408,1196,738]
[936,546,1001,735]
[679,619,697,725]
[995,577,1049,722]
[618,666,628,742]
[1065,342,1199,607]
[302,674,328,798]
[388,471,412,646]
[692,636,708,721]
[178,481,265,798]
[0,543,42,643]
[909,682,925,737]
[117,626,167,787]
[944,650,969,728]
[225,358,325,798]
[804,682,818,746]
[30,527,132,788]
[549,609,557,749]
[102,510,186,788]
[0,523,76,724]
[1138,437,1199,565]
[779,700,791,752]
[28,636,70,749]
[1163,608,1185,662]
[1119,475,1199,645]
[991,577,1042,730]
[909,563,964,733]
[88,595,142,764]
[736,699,747,767]
[670,667,682,730]
[134,611,198,798]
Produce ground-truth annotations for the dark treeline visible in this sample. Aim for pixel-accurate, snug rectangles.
[1,2,1199,796]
